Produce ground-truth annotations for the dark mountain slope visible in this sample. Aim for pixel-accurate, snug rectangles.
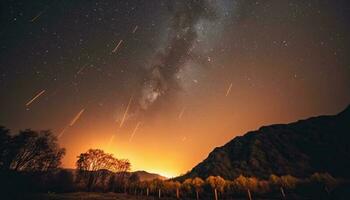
[181,105,350,180]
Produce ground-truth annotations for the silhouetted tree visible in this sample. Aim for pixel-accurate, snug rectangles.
[115,159,132,192]
[206,176,226,200]
[162,180,181,198]
[76,149,131,191]
[310,172,338,192]
[269,174,281,186]
[128,173,140,194]
[280,175,299,189]
[149,179,164,198]
[0,128,65,172]
[174,181,181,199]
[182,177,204,199]
[0,127,65,197]
[168,181,181,199]
[182,178,193,194]
[192,177,205,200]
[139,180,151,196]
[129,173,140,183]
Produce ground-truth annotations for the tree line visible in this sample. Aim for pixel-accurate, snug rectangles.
[0,126,348,199]
[114,172,341,200]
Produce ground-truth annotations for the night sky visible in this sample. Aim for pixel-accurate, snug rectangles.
[1,0,350,177]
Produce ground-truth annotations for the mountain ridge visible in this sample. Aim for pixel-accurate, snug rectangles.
[179,105,350,180]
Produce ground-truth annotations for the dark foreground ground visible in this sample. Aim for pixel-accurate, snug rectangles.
[19,193,170,200]
[15,192,290,200]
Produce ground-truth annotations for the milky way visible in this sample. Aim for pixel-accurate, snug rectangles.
[139,1,209,109]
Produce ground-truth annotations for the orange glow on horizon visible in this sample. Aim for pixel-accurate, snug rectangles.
[59,124,191,177]
[58,96,331,178]
[55,65,349,178]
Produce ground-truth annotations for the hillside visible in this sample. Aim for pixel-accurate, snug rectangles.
[132,170,167,181]
[180,105,350,180]
[65,169,166,181]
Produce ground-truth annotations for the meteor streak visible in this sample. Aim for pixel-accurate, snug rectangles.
[112,39,123,53]
[30,11,44,22]
[58,126,68,138]
[57,108,85,138]
[69,108,85,126]
[119,96,133,128]
[129,122,141,142]
[225,83,233,96]
[132,25,138,34]
[76,65,87,75]
[26,89,46,106]
[178,107,186,119]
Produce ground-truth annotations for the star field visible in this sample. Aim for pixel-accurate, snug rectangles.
[0,0,349,176]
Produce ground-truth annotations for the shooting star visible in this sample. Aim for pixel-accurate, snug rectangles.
[112,39,123,53]
[178,107,186,119]
[26,89,46,106]
[132,25,138,34]
[58,126,68,138]
[225,83,233,97]
[69,108,85,126]
[119,96,133,128]
[129,122,141,142]
[30,11,44,22]
[57,108,85,138]
[76,64,87,75]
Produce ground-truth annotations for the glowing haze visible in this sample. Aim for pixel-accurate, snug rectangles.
[1,0,349,177]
